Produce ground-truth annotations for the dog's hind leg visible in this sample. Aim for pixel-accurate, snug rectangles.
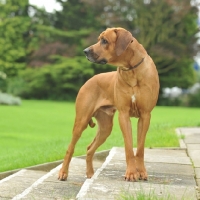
[86,109,115,178]
[58,82,100,181]
[58,115,91,181]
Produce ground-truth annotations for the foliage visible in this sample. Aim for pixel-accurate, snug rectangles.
[28,27,93,67]
[54,0,101,30]
[188,88,200,107]
[8,56,114,100]
[0,92,21,105]
[0,71,7,91]
[157,96,183,107]
[0,0,31,77]
[0,0,94,80]
[27,0,96,67]
[158,89,200,107]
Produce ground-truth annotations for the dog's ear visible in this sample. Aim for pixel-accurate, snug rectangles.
[114,29,133,56]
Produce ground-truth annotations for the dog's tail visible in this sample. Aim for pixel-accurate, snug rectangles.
[89,119,96,128]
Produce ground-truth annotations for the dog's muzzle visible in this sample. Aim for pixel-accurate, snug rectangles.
[83,48,107,64]
[83,48,91,56]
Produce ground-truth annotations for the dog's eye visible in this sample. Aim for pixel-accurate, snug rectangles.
[101,38,108,45]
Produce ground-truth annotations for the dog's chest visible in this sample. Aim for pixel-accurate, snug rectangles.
[130,94,139,117]
[131,95,136,103]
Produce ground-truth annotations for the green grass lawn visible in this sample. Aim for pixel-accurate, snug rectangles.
[0,100,200,172]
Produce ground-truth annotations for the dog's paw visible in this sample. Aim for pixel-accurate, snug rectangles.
[86,169,94,179]
[135,159,148,180]
[58,169,68,181]
[137,169,148,180]
[124,167,139,181]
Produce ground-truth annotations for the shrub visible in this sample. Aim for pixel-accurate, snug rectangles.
[188,88,200,107]
[157,96,183,106]
[0,71,7,92]
[8,56,115,100]
[0,92,21,105]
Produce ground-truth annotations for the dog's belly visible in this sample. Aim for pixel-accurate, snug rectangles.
[100,105,117,116]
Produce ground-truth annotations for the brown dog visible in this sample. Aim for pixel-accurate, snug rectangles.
[58,27,159,181]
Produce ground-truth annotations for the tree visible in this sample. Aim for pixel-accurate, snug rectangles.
[27,0,96,67]
[138,0,198,89]
[96,0,199,89]
[54,0,101,30]
[0,0,33,78]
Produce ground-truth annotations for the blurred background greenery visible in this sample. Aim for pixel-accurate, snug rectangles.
[0,0,200,106]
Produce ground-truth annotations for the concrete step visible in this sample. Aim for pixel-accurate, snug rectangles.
[0,153,106,200]
[18,158,84,200]
[0,169,47,199]
[77,147,198,200]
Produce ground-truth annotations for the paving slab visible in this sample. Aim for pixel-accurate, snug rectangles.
[187,149,200,157]
[178,131,200,169]
[77,147,197,200]
[0,169,47,199]
[187,144,200,150]
[197,179,200,185]
[145,162,194,176]
[184,136,200,144]
[193,160,200,169]
[114,148,188,158]
[195,168,200,179]
[111,148,191,165]
[187,150,200,168]
[197,187,200,200]
[178,127,200,135]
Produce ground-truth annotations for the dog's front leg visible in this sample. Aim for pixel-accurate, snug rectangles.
[136,112,151,180]
[118,111,139,181]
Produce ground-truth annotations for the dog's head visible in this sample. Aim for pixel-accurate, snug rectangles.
[83,27,133,65]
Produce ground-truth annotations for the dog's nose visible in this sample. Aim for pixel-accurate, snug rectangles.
[83,48,90,55]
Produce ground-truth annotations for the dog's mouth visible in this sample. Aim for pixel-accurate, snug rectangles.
[95,58,107,64]
[86,56,96,63]
[84,48,107,64]
[86,55,107,65]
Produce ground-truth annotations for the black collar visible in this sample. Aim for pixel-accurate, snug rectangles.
[120,57,145,71]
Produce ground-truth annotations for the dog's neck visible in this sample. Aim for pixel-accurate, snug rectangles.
[117,40,148,87]
[119,57,145,71]
[118,39,147,71]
